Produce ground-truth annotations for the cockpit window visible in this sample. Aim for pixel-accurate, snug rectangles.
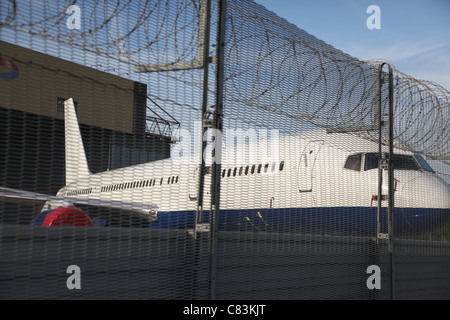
[344,154,362,171]
[364,153,426,171]
[414,154,435,173]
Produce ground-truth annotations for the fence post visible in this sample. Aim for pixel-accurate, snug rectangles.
[196,0,212,226]
[209,0,227,300]
[378,62,395,300]
[387,64,395,300]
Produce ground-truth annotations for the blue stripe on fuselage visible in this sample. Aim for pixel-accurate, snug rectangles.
[146,206,450,237]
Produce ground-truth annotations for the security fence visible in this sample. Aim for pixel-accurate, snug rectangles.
[0,0,449,301]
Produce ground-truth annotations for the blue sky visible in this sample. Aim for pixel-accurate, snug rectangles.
[254,0,450,90]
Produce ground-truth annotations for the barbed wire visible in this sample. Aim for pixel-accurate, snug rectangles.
[1,0,448,164]
[0,0,201,65]
[364,59,449,163]
[224,0,449,164]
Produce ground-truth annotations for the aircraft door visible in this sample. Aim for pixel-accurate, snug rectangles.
[297,140,324,192]
[189,167,199,201]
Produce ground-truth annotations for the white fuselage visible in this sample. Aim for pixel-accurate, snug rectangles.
[55,130,450,215]
[37,99,450,235]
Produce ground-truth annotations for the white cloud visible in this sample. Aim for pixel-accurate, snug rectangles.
[341,35,450,90]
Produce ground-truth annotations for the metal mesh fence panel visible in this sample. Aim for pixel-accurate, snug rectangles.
[0,0,214,300]
[215,0,384,299]
[0,0,449,301]
[215,0,450,300]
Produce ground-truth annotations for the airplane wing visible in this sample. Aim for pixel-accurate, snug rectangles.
[0,186,159,221]
[0,186,51,205]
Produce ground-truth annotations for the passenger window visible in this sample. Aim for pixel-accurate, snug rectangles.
[344,154,362,171]
[279,161,285,171]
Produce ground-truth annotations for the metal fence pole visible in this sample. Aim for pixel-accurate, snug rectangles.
[209,0,227,300]
[378,62,395,300]
[197,0,212,225]
[377,65,383,246]
[387,65,395,300]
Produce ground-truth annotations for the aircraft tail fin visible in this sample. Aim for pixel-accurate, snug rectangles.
[64,98,91,186]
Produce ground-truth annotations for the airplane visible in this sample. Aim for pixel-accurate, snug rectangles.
[1,98,449,237]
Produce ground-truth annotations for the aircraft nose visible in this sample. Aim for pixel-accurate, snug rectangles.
[400,174,450,209]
